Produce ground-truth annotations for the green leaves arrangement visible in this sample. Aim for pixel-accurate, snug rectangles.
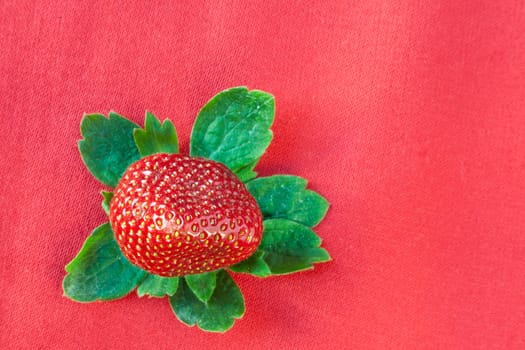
[64,87,331,332]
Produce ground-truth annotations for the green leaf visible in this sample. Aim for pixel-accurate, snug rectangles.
[184,271,217,303]
[257,219,331,275]
[229,250,272,277]
[137,274,179,298]
[133,111,179,156]
[190,87,274,174]
[101,191,113,215]
[78,112,141,188]
[235,159,258,182]
[169,270,245,333]
[63,223,147,302]
[247,175,329,227]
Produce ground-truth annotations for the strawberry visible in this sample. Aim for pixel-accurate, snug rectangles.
[109,153,263,277]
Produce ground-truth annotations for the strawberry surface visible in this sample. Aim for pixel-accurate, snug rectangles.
[109,154,263,276]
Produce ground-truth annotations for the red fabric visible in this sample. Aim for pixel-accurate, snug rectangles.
[1,1,524,348]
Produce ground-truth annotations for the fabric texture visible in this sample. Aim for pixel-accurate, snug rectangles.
[1,1,524,349]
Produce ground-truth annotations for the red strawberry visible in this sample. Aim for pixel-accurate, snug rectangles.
[109,154,263,277]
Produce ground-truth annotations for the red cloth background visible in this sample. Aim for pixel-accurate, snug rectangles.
[1,1,524,349]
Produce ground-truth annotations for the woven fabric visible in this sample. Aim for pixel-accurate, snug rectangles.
[1,1,524,349]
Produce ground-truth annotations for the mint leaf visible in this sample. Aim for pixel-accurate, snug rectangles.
[169,270,245,332]
[63,223,147,302]
[258,219,331,275]
[247,175,329,227]
[229,251,272,277]
[137,274,179,298]
[101,191,113,215]
[190,87,274,174]
[133,111,179,156]
[78,112,141,188]
[185,271,217,303]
